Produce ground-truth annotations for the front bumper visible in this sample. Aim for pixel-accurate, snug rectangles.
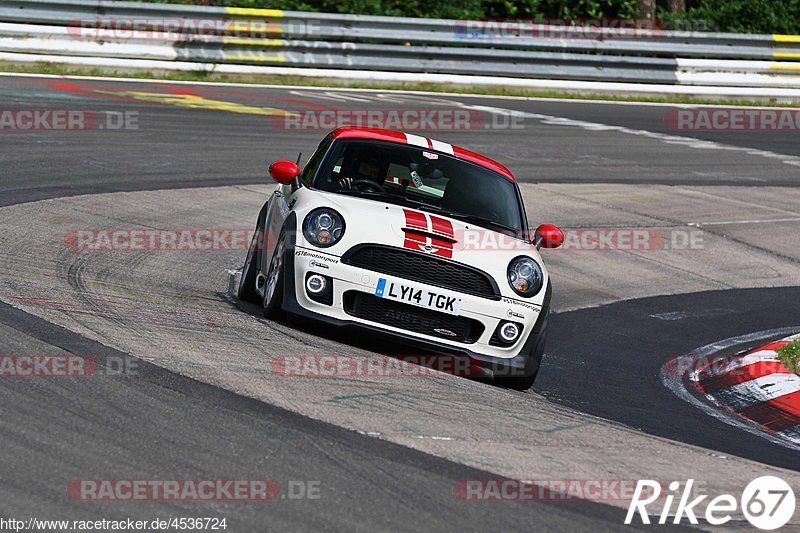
[282,237,551,376]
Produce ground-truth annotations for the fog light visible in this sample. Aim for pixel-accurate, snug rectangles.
[306,274,327,294]
[305,272,333,306]
[499,322,521,342]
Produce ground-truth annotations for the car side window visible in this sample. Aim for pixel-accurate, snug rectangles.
[301,137,331,187]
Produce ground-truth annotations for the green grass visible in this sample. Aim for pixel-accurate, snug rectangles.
[777,340,800,375]
[4,61,800,107]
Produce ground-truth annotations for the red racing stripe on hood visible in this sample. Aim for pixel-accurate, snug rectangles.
[404,209,427,230]
[429,215,454,259]
[403,209,428,251]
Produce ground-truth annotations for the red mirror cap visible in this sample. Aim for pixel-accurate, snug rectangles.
[536,223,564,249]
[269,160,300,185]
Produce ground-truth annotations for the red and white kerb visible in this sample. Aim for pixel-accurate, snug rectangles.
[402,209,455,259]
[691,335,800,444]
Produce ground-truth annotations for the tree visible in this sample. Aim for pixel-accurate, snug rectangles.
[637,0,656,18]
[667,0,686,13]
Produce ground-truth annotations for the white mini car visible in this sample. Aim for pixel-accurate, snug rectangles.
[239,127,563,390]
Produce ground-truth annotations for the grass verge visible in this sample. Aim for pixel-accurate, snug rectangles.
[777,340,800,374]
[2,61,800,108]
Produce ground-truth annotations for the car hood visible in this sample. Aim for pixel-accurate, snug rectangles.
[294,188,548,300]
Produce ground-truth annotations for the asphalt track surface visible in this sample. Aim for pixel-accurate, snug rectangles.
[542,287,800,471]
[1,73,799,529]
[2,75,800,209]
[0,300,641,530]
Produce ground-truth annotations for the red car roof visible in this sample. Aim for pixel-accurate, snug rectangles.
[329,126,515,181]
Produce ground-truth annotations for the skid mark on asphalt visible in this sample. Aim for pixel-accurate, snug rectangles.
[1,292,227,331]
[47,80,298,117]
[187,87,337,110]
[1,252,245,335]
[0,91,87,101]
[320,392,461,421]
[287,91,460,106]
[323,392,396,408]
[319,391,590,433]
[650,308,735,321]
[104,90,297,116]
[694,217,800,226]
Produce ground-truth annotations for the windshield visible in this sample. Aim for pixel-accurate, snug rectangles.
[313,139,524,233]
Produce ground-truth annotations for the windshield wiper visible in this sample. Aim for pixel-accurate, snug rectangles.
[336,189,427,204]
[399,197,442,210]
[431,210,520,235]
[332,189,393,201]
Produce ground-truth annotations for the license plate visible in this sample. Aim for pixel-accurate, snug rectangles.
[375,278,462,315]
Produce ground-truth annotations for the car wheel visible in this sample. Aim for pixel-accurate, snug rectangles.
[237,228,262,303]
[494,325,547,391]
[262,231,286,319]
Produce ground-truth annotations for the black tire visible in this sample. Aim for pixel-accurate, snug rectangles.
[262,231,286,319]
[494,325,547,391]
[237,228,262,303]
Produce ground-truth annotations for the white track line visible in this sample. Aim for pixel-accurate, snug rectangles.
[4,70,800,169]
[2,70,800,110]
[465,104,800,168]
[690,217,800,227]
[709,374,800,411]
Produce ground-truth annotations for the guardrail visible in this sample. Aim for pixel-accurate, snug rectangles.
[2,0,800,98]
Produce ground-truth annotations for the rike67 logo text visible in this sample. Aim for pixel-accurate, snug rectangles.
[626,477,795,530]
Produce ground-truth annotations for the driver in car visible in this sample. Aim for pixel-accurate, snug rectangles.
[338,149,389,191]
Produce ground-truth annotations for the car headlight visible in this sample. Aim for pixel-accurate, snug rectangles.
[507,256,543,297]
[303,208,345,248]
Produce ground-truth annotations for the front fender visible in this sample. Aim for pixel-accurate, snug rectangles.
[281,212,299,310]
[259,188,291,272]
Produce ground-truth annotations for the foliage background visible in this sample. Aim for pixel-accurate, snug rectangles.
[138,0,800,34]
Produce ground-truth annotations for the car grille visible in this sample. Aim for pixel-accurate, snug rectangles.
[343,291,484,344]
[341,245,500,300]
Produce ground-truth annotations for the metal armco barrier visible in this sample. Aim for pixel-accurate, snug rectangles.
[2,0,800,97]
